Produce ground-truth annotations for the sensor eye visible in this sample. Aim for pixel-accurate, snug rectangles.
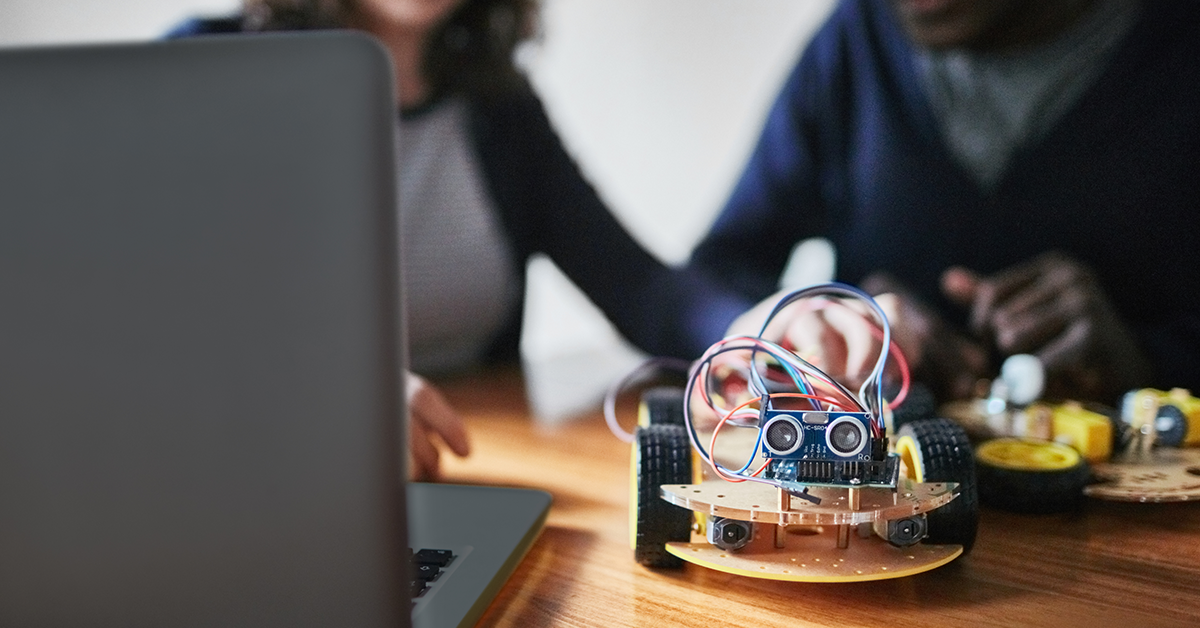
[763,415,803,456]
[825,416,868,457]
[830,422,861,451]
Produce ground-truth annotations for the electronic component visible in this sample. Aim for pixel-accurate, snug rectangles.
[828,414,870,457]
[761,414,804,456]
[874,514,927,547]
[766,456,899,488]
[760,408,895,488]
[1121,388,1200,448]
[707,516,752,551]
[760,409,875,462]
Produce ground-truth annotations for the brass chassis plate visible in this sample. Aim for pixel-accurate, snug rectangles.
[1086,448,1200,502]
[660,479,958,526]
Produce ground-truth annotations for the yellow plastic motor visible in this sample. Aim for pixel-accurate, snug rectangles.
[1122,388,1200,448]
[1023,401,1113,463]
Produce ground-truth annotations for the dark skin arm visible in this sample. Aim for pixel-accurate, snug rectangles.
[725,281,987,400]
[727,252,1153,403]
[859,273,990,401]
[941,251,1153,401]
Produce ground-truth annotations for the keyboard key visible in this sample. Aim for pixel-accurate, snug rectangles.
[413,549,455,567]
[414,563,442,582]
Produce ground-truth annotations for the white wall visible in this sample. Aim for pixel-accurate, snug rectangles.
[519,0,835,418]
[0,1,241,44]
[0,0,835,419]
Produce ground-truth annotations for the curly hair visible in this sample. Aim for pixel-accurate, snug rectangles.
[242,0,537,100]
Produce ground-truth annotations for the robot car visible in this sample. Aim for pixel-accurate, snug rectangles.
[608,283,979,582]
[940,354,1200,510]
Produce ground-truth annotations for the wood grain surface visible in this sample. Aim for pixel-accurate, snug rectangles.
[435,369,1200,628]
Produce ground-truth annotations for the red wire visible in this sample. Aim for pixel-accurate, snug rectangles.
[708,397,760,483]
[694,296,912,471]
[885,337,910,408]
[807,300,912,410]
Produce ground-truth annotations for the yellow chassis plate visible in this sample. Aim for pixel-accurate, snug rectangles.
[658,479,963,581]
[666,529,961,582]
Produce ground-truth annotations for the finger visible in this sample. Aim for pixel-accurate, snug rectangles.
[408,419,440,482]
[415,391,471,458]
[941,266,981,307]
[991,271,1089,354]
[807,306,850,379]
[991,258,1086,323]
[968,257,1048,335]
[1034,318,1102,398]
[726,288,800,340]
[783,308,838,369]
[878,291,941,369]
[407,373,471,457]
[871,293,912,351]
[1034,317,1093,374]
[835,293,919,383]
[819,314,851,381]
[688,393,723,432]
[823,302,882,383]
[994,296,1081,355]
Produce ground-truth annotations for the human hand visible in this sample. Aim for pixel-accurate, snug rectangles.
[941,252,1152,400]
[406,371,471,481]
[725,287,896,389]
[860,273,989,401]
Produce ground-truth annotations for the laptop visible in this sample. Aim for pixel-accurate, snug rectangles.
[0,33,549,628]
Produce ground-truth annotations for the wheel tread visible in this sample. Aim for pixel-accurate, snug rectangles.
[642,387,686,426]
[976,438,1091,513]
[634,424,692,567]
[898,418,979,554]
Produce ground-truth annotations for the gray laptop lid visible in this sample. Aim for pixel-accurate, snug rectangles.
[0,34,409,627]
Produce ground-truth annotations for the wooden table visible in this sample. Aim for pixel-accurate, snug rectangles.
[436,369,1200,628]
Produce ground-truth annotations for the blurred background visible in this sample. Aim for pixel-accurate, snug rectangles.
[0,0,835,420]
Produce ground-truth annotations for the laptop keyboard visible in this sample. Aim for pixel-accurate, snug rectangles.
[411,548,456,600]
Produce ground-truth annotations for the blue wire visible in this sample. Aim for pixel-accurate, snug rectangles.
[755,282,891,428]
[685,282,893,485]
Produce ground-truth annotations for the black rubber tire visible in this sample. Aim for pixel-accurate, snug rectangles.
[975,438,1091,514]
[641,387,686,426]
[889,382,938,432]
[897,418,979,554]
[633,424,693,567]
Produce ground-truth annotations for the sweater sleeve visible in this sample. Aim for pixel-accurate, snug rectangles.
[470,89,750,359]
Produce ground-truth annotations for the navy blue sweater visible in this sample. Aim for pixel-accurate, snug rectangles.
[691,0,1200,391]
